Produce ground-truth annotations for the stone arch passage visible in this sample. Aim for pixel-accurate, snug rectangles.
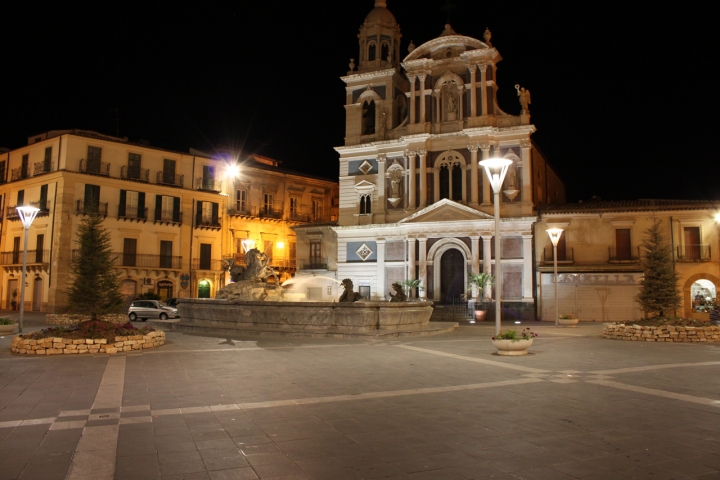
[683,273,720,318]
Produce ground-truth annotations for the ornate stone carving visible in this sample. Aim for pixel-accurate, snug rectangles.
[477,62,488,73]
[377,153,387,163]
[418,149,427,156]
[349,58,355,72]
[359,160,373,175]
[520,139,532,149]
[479,143,491,151]
[356,243,373,262]
[467,144,479,152]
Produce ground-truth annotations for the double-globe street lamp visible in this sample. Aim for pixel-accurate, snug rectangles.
[546,228,564,328]
[16,206,41,333]
[478,158,513,335]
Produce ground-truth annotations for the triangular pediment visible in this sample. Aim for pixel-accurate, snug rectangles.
[399,199,493,224]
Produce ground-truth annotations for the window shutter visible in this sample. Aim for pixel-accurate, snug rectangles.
[155,195,162,221]
[138,192,146,219]
[211,202,219,225]
[118,190,126,217]
[173,197,181,223]
[196,201,202,225]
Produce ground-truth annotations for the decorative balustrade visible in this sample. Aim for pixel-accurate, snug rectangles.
[156,171,184,187]
[76,200,109,215]
[196,177,222,192]
[676,245,711,262]
[608,246,641,263]
[79,159,110,175]
[120,166,149,182]
[0,249,50,265]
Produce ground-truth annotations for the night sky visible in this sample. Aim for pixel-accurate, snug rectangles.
[2,1,717,202]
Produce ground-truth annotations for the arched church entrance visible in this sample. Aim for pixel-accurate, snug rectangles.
[440,248,465,304]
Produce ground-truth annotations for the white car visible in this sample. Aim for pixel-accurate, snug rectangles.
[127,300,179,321]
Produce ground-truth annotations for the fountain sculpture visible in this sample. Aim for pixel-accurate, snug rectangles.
[169,251,457,338]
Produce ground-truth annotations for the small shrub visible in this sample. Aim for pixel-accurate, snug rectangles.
[0,318,16,325]
[492,328,538,342]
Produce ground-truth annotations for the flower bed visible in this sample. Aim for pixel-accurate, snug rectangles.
[603,323,720,342]
[46,314,128,325]
[11,320,165,355]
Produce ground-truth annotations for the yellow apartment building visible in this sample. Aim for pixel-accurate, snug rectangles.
[0,130,337,312]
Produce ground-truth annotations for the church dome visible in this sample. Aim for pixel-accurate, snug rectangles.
[364,1,397,26]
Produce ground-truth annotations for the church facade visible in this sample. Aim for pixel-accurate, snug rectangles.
[294,1,564,318]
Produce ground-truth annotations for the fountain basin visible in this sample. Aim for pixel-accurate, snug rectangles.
[168,298,457,338]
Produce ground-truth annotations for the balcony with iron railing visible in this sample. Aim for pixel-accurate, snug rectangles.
[79,159,110,176]
[608,246,641,263]
[227,203,254,216]
[676,245,711,262]
[156,171,184,187]
[76,200,109,216]
[5,201,51,221]
[118,205,148,221]
[541,247,574,264]
[71,250,182,269]
[259,201,284,219]
[155,209,182,224]
[191,259,225,271]
[10,167,29,181]
[33,161,55,176]
[0,249,50,265]
[195,177,222,192]
[195,217,221,229]
[120,166,149,182]
[300,258,328,270]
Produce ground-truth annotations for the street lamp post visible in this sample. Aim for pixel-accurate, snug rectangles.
[16,206,41,334]
[479,158,513,335]
[547,228,564,327]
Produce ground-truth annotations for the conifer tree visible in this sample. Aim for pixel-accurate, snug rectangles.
[636,219,681,317]
[67,212,123,318]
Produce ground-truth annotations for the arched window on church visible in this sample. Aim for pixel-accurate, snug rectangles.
[439,165,450,200]
[360,194,372,214]
[381,43,390,61]
[452,164,462,199]
[362,99,376,135]
[368,43,377,61]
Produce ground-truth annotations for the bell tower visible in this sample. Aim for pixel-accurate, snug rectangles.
[356,1,402,73]
[342,1,407,146]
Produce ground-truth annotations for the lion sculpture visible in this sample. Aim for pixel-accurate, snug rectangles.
[229,248,276,283]
[339,278,363,302]
[389,282,407,302]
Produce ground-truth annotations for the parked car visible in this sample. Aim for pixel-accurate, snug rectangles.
[128,300,179,321]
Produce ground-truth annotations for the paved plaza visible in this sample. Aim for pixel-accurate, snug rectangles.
[1,312,719,480]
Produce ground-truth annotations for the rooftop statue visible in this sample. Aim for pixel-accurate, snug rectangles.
[516,84,531,113]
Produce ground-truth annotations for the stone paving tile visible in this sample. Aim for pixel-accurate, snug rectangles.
[207,468,259,480]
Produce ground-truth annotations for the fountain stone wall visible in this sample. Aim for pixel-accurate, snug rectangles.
[170,298,455,338]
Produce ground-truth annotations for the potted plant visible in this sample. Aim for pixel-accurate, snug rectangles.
[467,272,494,321]
[491,328,537,356]
[559,314,579,327]
[0,318,18,335]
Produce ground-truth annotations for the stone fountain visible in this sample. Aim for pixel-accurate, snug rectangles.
[168,250,457,338]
